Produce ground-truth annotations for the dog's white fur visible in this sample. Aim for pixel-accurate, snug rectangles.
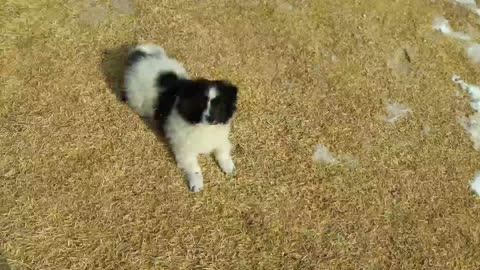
[124,44,189,117]
[165,108,235,192]
[124,44,235,192]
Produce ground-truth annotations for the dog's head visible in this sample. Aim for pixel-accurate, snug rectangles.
[175,79,238,125]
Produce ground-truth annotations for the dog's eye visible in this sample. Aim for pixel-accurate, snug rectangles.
[198,96,208,108]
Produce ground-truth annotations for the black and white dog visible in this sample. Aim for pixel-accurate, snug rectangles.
[124,44,238,192]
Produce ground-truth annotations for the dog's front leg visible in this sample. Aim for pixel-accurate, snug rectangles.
[176,154,203,192]
[214,141,235,175]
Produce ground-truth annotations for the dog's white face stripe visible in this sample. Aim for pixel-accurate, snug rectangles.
[208,87,218,99]
[201,87,218,123]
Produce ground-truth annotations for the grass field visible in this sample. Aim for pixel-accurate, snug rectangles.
[2,0,480,269]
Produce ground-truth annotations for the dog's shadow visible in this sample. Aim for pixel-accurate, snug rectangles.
[100,44,170,146]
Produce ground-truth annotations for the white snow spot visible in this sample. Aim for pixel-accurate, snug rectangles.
[433,16,480,61]
[313,145,338,164]
[459,114,480,150]
[432,16,471,41]
[455,0,480,16]
[456,0,476,6]
[433,16,452,33]
[452,75,480,111]
[471,172,480,196]
[384,101,412,124]
[313,145,359,168]
[466,43,480,64]
[453,75,480,150]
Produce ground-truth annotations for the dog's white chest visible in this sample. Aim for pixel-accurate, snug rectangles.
[165,110,231,155]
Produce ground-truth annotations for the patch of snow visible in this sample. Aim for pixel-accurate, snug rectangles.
[384,101,412,124]
[313,145,338,164]
[459,114,480,150]
[453,75,480,150]
[471,172,480,196]
[455,0,480,15]
[456,0,476,6]
[466,43,480,64]
[432,16,471,40]
[452,75,480,111]
[313,145,359,168]
[433,16,452,33]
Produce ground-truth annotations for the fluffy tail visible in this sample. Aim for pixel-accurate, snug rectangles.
[127,43,167,66]
[129,43,166,57]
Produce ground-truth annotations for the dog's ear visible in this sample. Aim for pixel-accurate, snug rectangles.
[175,79,204,98]
[157,72,179,89]
[217,80,238,99]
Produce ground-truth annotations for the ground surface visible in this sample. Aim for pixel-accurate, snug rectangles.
[1,0,480,269]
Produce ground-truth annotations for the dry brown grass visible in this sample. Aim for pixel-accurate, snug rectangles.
[2,0,480,269]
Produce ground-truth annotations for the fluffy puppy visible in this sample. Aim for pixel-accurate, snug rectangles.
[124,44,238,192]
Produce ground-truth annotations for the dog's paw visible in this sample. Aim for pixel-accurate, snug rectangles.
[190,184,203,193]
[218,158,236,175]
[188,173,204,193]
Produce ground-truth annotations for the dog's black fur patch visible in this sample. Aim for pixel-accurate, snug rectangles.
[157,71,179,89]
[126,50,147,67]
[176,79,237,125]
[210,80,238,124]
[175,79,210,124]
[153,75,238,126]
[153,72,180,124]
